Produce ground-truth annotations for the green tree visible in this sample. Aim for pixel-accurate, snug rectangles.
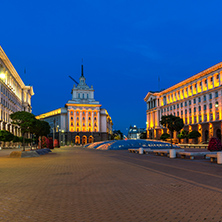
[112,130,123,140]
[10,111,36,151]
[160,133,170,141]
[177,130,189,143]
[188,130,201,144]
[160,114,184,148]
[0,130,14,147]
[139,131,147,139]
[32,119,50,148]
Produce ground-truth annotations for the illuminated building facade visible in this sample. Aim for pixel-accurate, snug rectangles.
[0,46,34,136]
[144,62,222,143]
[36,65,113,144]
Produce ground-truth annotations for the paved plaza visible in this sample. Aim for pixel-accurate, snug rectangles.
[0,147,222,222]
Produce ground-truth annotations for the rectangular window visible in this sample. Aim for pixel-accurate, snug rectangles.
[215,91,218,98]
[193,98,196,104]
[180,103,183,108]
[189,117,192,124]
[194,107,196,113]
[185,109,187,114]
[199,115,202,123]
[209,94,212,100]
[199,106,201,112]
[203,95,206,101]
[185,101,187,107]
[204,105,206,111]
[198,97,201,103]
[189,100,191,105]
[189,108,191,114]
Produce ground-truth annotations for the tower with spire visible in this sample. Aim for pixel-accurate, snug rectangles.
[69,64,99,105]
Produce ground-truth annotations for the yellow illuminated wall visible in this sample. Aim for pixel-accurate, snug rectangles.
[68,108,98,132]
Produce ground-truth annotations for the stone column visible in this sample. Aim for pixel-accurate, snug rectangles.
[74,110,76,131]
[86,111,88,131]
[92,111,94,132]
[67,110,70,132]
[97,111,100,132]
[80,111,82,131]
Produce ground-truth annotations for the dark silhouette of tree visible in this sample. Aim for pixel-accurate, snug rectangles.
[188,130,201,144]
[0,130,14,147]
[177,130,189,143]
[160,133,170,141]
[10,111,36,151]
[32,119,50,148]
[160,114,184,148]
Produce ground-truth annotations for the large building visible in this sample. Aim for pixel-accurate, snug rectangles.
[0,46,34,136]
[36,65,113,145]
[144,62,222,143]
[127,125,145,139]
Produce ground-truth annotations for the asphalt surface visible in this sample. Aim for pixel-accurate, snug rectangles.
[0,146,222,222]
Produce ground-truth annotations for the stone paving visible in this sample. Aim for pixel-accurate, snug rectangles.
[0,146,222,222]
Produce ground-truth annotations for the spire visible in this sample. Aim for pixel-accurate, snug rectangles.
[81,64,84,77]
[81,58,84,77]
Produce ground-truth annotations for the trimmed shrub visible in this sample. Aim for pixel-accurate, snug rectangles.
[160,133,170,141]
[208,137,222,151]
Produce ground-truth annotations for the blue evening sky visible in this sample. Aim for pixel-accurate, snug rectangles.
[1,0,222,135]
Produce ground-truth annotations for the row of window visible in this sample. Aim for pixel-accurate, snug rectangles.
[70,111,97,116]
[162,92,219,112]
[78,93,89,99]
[164,74,220,104]
[1,84,21,107]
[71,122,97,127]
[71,128,97,132]
[70,116,97,121]
[165,103,217,116]
[1,98,19,112]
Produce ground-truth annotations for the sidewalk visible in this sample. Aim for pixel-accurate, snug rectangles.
[0,146,222,221]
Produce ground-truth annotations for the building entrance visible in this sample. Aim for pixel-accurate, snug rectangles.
[75,136,80,144]
[82,135,87,144]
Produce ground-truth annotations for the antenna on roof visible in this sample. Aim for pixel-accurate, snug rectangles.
[69,76,79,85]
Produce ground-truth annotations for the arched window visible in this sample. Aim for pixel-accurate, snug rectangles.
[89,112,91,115]
[78,93,80,98]
[94,117,97,120]
[89,117,91,120]
[77,117,79,120]
[83,117,85,120]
